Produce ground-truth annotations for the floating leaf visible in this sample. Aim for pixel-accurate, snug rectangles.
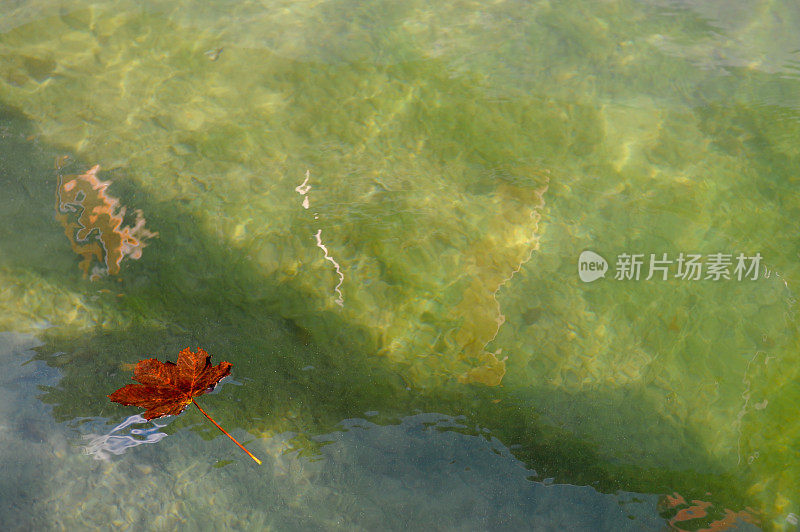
[108,347,261,464]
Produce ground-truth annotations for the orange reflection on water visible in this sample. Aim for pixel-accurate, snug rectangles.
[661,492,760,531]
[55,162,157,280]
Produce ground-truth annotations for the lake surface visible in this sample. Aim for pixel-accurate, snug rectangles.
[1,0,798,530]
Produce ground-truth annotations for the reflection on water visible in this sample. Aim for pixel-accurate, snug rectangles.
[660,492,760,532]
[307,413,666,530]
[55,162,157,280]
[83,414,168,461]
[296,170,346,307]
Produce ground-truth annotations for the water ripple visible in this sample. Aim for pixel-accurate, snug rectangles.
[83,415,168,461]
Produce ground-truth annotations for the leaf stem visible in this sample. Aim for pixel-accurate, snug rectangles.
[192,399,262,465]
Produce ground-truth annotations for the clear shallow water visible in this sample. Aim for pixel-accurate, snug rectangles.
[0,0,799,530]
[2,333,666,529]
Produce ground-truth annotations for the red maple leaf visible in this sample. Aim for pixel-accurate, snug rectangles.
[109,347,260,464]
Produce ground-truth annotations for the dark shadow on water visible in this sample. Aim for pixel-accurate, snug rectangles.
[0,100,759,526]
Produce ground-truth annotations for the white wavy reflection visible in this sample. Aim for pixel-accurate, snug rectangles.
[314,229,345,306]
[296,170,345,307]
[83,414,168,461]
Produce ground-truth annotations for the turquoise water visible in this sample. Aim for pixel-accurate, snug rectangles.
[1,0,799,529]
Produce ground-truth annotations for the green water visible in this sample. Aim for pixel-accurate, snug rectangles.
[1,0,799,529]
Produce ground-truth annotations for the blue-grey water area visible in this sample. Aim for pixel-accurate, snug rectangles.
[1,0,799,530]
